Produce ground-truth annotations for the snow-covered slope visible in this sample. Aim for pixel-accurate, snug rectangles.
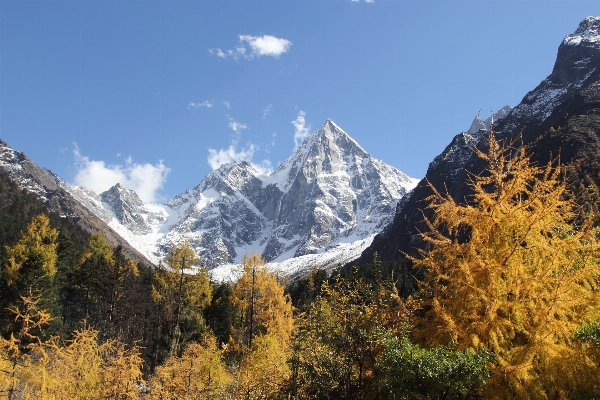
[210,234,377,283]
[259,119,418,262]
[19,120,417,275]
[156,119,417,270]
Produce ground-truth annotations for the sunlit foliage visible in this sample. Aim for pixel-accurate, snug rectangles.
[413,132,600,397]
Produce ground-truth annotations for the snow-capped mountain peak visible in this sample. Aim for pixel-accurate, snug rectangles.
[259,119,418,262]
[12,120,416,274]
[507,16,600,130]
[101,183,156,235]
[0,118,418,276]
[563,16,600,46]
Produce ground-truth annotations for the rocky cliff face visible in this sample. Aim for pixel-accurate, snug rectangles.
[259,119,417,262]
[355,16,600,265]
[101,183,167,235]
[161,161,270,267]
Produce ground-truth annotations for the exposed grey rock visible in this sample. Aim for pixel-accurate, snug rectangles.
[260,119,416,261]
[101,183,166,235]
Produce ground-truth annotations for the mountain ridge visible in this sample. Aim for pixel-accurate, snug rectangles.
[0,140,154,265]
[355,15,600,268]
[0,120,418,277]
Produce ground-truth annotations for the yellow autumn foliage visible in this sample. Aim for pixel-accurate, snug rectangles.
[149,333,231,399]
[0,296,143,400]
[232,253,294,347]
[413,132,600,397]
[3,214,58,287]
[235,333,291,400]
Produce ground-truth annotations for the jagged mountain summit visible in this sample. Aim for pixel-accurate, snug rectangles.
[0,120,418,275]
[157,119,418,270]
[466,106,512,135]
[355,15,600,266]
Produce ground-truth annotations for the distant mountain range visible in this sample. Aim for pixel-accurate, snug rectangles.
[0,140,152,264]
[0,120,418,277]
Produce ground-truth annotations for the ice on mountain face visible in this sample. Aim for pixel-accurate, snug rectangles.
[259,119,417,263]
[210,234,378,283]
[156,161,271,266]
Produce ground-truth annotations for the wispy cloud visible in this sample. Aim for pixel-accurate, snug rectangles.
[223,101,231,109]
[252,159,274,176]
[72,144,169,203]
[262,104,272,119]
[227,117,248,133]
[292,110,311,150]
[351,0,374,3]
[187,101,213,110]
[210,34,292,61]
[209,46,246,60]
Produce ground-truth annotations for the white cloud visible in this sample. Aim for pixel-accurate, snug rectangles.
[187,101,213,110]
[239,35,292,58]
[228,117,248,133]
[72,144,169,203]
[292,110,311,150]
[213,49,226,58]
[223,101,231,109]
[262,104,272,119]
[209,46,246,61]
[351,0,374,2]
[210,34,292,61]
[252,159,273,176]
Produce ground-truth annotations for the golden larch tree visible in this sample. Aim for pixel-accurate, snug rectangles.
[413,132,600,397]
[152,240,212,358]
[232,253,294,347]
[231,253,294,398]
[148,333,231,399]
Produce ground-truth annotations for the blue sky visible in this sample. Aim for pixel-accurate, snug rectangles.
[0,1,597,202]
